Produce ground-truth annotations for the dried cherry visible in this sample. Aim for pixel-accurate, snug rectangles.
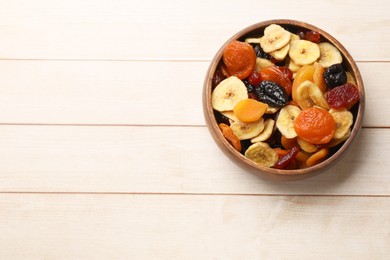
[274,146,299,169]
[326,83,360,109]
[254,81,288,108]
[304,31,321,43]
[248,71,262,86]
[324,63,347,88]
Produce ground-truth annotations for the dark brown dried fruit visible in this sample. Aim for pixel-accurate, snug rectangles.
[324,63,347,88]
[254,81,288,108]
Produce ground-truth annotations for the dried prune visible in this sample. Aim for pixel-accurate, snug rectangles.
[214,111,230,125]
[254,81,288,108]
[243,80,255,93]
[212,68,226,89]
[323,63,347,88]
[252,44,270,59]
[326,83,360,109]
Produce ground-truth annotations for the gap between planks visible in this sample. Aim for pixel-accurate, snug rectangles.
[0,191,389,198]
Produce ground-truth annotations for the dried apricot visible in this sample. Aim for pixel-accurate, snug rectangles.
[223,41,256,80]
[219,123,241,152]
[306,148,329,167]
[292,65,315,103]
[294,107,335,144]
[259,66,292,95]
[326,83,360,110]
[233,99,268,123]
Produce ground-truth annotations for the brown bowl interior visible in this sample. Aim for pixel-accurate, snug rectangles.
[202,19,365,180]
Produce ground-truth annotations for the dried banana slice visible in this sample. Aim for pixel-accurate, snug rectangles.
[245,142,278,168]
[286,56,301,73]
[251,118,275,143]
[270,43,290,61]
[327,129,351,148]
[260,24,291,53]
[255,57,275,72]
[329,109,353,139]
[346,71,356,85]
[289,40,320,66]
[245,37,261,44]
[296,80,330,110]
[297,137,318,153]
[265,105,280,114]
[276,105,302,139]
[221,111,239,122]
[230,118,265,140]
[317,42,342,68]
[212,76,248,112]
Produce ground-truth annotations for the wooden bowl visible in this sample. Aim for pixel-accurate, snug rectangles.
[202,19,365,180]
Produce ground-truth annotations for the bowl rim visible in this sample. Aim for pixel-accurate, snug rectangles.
[202,19,365,177]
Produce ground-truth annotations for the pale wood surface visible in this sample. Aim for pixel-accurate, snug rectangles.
[0,0,389,259]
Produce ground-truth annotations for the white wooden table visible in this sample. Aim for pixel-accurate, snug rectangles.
[0,0,389,259]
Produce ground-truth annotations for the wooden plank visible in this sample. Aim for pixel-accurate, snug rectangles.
[0,194,389,259]
[0,0,388,60]
[0,61,386,127]
[0,125,388,195]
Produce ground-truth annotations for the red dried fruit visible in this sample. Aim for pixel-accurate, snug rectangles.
[326,83,360,109]
[248,71,262,86]
[259,66,292,95]
[274,146,299,169]
[277,66,293,81]
[304,31,321,43]
[248,93,258,100]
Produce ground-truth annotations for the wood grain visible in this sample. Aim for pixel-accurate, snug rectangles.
[0,194,389,259]
[0,61,386,126]
[0,125,388,195]
[0,0,388,60]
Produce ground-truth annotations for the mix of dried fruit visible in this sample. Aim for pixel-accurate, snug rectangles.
[211,23,360,170]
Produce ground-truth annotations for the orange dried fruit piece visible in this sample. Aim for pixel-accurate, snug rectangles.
[313,63,327,93]
[281,135,298,150]
[218,123,241,152]
[259,66,292,95]
[292,65,315,103]
[296,151,311,163]
[274,148,289,156]
[233,99,268,123]
[223,40,256,80]
[294,107,335,144]
[306,148,329,167]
